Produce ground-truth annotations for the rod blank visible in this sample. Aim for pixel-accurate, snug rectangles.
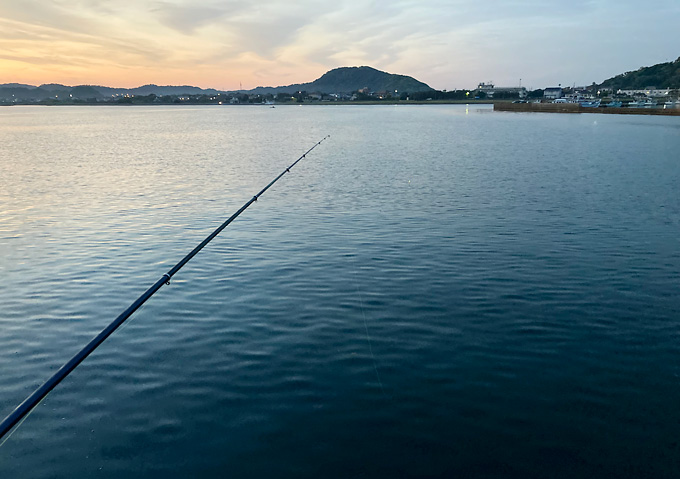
[0,136,330,440]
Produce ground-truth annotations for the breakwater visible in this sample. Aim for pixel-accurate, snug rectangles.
[494,102,680,116]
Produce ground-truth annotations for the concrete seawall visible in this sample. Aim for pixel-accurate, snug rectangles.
[494,102,680,116]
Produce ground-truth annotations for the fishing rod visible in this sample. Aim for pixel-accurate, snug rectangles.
[0,135,330,441]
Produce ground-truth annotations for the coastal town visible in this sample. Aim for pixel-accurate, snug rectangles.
[476,82,679,108]
[2,81,679,108]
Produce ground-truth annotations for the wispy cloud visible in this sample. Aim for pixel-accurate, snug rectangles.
[0,0,678,89]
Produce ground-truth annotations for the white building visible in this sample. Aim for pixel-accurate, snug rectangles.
[543,87,563,99]
[476,82,527,99]
[617,87,670,97]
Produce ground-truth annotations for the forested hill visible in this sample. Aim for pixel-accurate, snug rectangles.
[249,66,433,94]
[599,57,680,90]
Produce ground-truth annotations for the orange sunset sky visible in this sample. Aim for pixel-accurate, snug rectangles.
[1,0,678,91]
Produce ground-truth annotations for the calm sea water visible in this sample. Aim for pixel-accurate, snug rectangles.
[1,105,679,478]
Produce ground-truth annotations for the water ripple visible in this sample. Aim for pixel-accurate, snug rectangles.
[1,106,679,478]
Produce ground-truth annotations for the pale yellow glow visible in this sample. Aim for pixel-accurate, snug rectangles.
[0,1,675,91]
[0,4,330,90]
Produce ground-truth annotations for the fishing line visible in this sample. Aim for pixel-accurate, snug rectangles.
[349,254,387,398]
[0,136,330,441]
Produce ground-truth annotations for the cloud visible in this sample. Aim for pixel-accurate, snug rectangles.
[151,1,239,34]
[0,0,679,89]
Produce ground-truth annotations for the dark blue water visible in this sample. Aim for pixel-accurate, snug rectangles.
[1,105,679,477]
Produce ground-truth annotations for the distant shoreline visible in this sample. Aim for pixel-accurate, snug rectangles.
[1,100,495,107]
[494,102,680,116]
[3,101,680,117]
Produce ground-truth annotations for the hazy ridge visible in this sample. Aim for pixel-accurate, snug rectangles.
[0,66,432,101]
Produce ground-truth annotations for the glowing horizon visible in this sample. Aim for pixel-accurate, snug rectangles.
[1,0,678,91]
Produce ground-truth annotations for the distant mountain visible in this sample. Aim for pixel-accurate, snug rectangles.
[0,83,226,101]
[0,83,36,89]
[599,57,680,90]
[39,83,71,92]
[129,84,223,96]
[0,86,53,100]
[1,67,433,102]
[70,85,105,99]
[249,66,433,94]
[81,84,224,97]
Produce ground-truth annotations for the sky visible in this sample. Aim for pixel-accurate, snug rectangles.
[1,0,679,91]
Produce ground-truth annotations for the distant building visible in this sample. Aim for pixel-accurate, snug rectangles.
[476,82,527,99]
[543,87,562,100]
[617,87,670,97]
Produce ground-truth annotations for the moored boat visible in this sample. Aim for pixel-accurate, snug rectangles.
[627,100,656,107]
[579,99,601,108]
